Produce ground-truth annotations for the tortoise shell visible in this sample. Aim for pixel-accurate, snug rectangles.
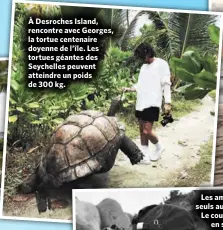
[38,110,122,184]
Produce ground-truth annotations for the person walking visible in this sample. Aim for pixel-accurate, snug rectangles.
[123,43,172,164]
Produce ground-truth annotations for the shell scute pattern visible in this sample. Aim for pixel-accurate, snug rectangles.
[40,110,121,182]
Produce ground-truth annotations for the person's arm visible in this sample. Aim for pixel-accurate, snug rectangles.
[123,82,138,92]
[123,87,136,92]
[161,62,172,113]
[163,84,171,104]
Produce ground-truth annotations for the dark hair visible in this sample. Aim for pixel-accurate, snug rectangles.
[134,43,155,60]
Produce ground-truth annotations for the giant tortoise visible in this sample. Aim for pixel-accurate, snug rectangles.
[18,102,144,213]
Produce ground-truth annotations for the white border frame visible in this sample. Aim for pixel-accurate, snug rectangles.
[0,58,8,61]
[72,187,223,230]
[209,0,213,11]
[1,0,223,224]
[0,56,8,187]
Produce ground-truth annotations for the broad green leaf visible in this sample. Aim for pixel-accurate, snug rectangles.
[194,71,216,89]
[208,24,220,45]
[185,84,197,92]
[27,102,39,108]
[9,98,17,105]
[169,57,185,74]
[123,103,129,108]
[10,79,20,91]
[181,50,202,74]
[49,106,61,110]
[185,89,209,100]
[175,83,195,93]
[9,115,18,123]
[16,107,24,112]
[52,118,64,124]
[201,54,217,73]
[175,67,195,83]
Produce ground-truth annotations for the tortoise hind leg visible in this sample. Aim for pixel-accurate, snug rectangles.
[120,136,144,165]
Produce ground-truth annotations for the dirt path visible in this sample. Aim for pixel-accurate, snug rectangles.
[3,96,215,221]
[108,95,215,188]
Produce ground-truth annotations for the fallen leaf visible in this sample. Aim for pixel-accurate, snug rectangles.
[26,146,39,154]
[12,194,35,202]
[51,199,69,209]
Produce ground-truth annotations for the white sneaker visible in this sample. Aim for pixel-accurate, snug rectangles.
[150,147,164,161]
[139,155,151,165]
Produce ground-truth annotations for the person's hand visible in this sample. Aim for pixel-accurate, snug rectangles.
[164,103,171,114]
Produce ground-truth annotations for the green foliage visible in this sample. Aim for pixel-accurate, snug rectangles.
[10,5,137,146]
[128,12,218,61]
[0,60,8,92]
[9,5,220,148]
[92,47,135,99]
[208,24,220,45]
[171,47,218,100]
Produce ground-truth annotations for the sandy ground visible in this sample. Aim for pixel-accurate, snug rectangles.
[3,96,215,221]
[108,96,215,188]
[211,0,223,11]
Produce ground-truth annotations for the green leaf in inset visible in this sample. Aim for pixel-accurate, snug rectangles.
[208,24,220,45]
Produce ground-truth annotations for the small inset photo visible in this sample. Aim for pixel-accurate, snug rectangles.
[210,0,223,11]
[73,188,223,230]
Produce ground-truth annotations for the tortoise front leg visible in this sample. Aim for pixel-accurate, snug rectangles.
[35,188,48,213]
[120,136,144,165]
[35,174,62,213]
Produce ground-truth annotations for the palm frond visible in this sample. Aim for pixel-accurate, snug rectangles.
[168,13,218,57]
[119,10,148,50]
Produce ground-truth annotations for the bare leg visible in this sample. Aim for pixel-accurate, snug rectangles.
[139,119,148,146]
[139,120,159,144]
[138,120,150,164]
[143,121,163,161]
[143,121,158,144]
